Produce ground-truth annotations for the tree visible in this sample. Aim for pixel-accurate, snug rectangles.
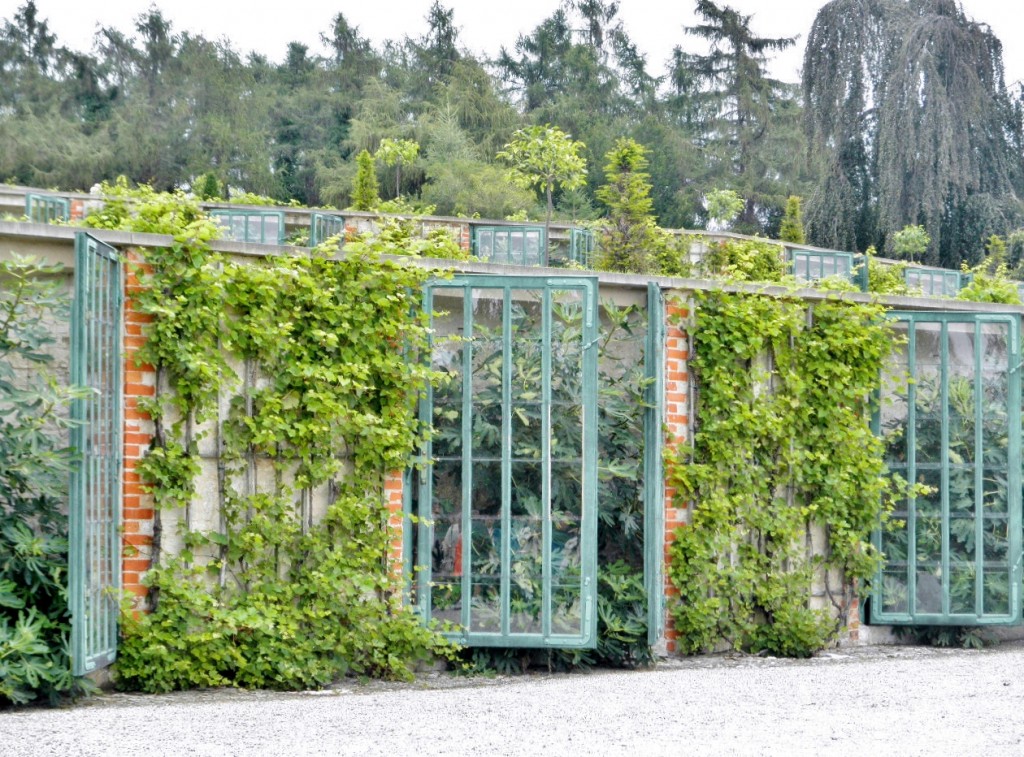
[804,0,1024,265]
[671,0,799,231]
[375,138,420,198]
[595,137,661,273]
[351,149,379,210]
[890,224,930,263]
[705,188,745,229]
[779,195,805,243]
[497,124,587,264]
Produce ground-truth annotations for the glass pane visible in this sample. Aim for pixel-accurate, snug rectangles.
[265,216,281,242]
[551,290,584,403]
[510,462,543,633]
[430,460,463,625]
[511,404,543,460]
[551,402,582,461]
[948,564,976,614]
[470,459,502,633]
[551,460,583,633]
[230,216,245,241]
[880,569,909,614]
[914,323,942,464]
[982,568,1010,615]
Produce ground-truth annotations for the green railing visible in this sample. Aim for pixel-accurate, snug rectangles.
[209,209,285,244]
[790,250,857,286]
[416,275,599,648]
[25,193,70,223]
[69,233,123,675]
[872,311,1021,625]
[472,226,546,266]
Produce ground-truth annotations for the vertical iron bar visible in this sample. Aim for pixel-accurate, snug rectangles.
[907,320,918,615]
[460,286,473,633]
[541,287,552,639]
[940,322,950,616]
[500,287,512,637]
[974,321,984,616]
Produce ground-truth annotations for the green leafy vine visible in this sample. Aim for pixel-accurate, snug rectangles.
[666,290,899,657]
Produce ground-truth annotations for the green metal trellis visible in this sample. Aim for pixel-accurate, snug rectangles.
[416,275,599,648]
[69,233,123,675]
[644,282,665,644]
[872,311,1021,625]
[310,212,346,247]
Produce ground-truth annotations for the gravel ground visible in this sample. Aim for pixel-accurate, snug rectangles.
[3,642,1024,756]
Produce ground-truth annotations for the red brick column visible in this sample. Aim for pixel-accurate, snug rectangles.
[385,471,405,588]
[459,223,471,252]
[662,298,690,653]
[121,250,157,609]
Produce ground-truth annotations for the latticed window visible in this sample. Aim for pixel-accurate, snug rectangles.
[568,228,597,268]
[790,250,855,284]
[873,312,1022,625]
[472,226,546,266]
[414,276,599,647]
[209,210,285,244]
[25,193,70,223]
[309,212,345,246]
[904,267,966,297]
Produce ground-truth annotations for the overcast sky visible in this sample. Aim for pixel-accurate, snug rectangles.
[5,0,1024,86]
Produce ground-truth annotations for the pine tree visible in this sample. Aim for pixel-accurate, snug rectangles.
[779,195,805,244]
[350,149,379,211]
[595,137,661,274]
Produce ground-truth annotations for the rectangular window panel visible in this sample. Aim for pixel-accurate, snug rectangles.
[872,313,1021,625]
[210,210,285,244]
[417,276,598,647]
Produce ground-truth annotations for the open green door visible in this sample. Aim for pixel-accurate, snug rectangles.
[69,233,123,675]
[417,276,599,647]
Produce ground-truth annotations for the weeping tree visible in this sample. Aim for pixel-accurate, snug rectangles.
[804,0,1024,266]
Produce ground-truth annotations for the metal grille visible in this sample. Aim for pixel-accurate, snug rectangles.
[25,193,70,223]
[69,233,123,675]
[872,312,1021,625]
[471,226,546,266]
[417,276,599,647]
[310,212,346,246]
[209,210,285,244]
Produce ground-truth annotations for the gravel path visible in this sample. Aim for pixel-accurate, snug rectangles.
[3,643,1024,756]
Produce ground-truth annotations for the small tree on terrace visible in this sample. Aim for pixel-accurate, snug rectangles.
[497,124,587,264]
[596,137,661,274]
[779,195,805,244]
[375,138,420,198]
[351,149,379,211]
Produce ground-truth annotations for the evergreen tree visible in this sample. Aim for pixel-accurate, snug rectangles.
[350,149,379,210]
[779,195,805,244]
[595,137,661,273]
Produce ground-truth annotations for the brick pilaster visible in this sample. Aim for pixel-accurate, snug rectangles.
[384,471,405,587]
[121,250,157,608]
[661,298,690,653]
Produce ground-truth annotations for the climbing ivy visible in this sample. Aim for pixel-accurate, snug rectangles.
[666,290,899,657]
[82,182,459,691]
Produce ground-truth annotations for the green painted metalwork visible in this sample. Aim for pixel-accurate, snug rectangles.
[790,249,855,284]
[209,209,285,244]
[471,226,546,266]
[25,193,70,223]
[417,275,599,647]
[644,282,665,644]
[904,267,965,297]
[310,212,346,246]
[568,228,597,268]
[69,233,123,675]
[872,311,1021,625]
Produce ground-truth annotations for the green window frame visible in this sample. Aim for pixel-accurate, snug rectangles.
[872,312,1021,625]
[209,210,285,244]
[643,282,665,644]
[904,267,965,297]
[472,226,546,266]
[25,193,70,223]
[569,228,597,268]
[69,233,123,675]
[415,275,599,648]
[310,212,345,247]
[790,250,855,284]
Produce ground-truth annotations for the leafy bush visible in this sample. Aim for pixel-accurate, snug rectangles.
[701,238,785,282]
[0,256,92,706]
